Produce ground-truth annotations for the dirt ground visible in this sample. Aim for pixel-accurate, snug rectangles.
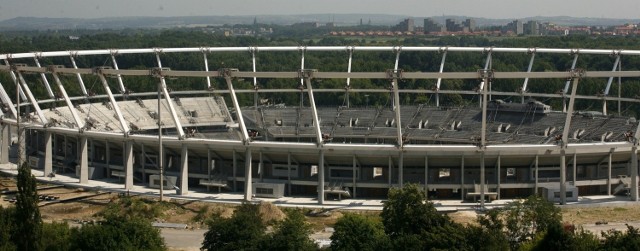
[5,175,640,250]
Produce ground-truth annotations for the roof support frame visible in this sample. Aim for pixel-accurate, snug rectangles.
[50,70,84,129]
[68,53,89,96]
[95,70,129,134]
[154,53,185,139]
[16,71,48,124]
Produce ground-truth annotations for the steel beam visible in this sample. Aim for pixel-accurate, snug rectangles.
[3,59,27,101]
[96,73,129,134]
[304,73,324,145]
[51,72,84,129]
[33,57,55,99]
[69,55,89,96]
[0,80,17,118]
[110,54,126,94]
[391,50,404,148]
[436,50,447,107]
[154,55,185,138]
[16,72,48,124]
[224,76,250,143]
[521,52,536,103]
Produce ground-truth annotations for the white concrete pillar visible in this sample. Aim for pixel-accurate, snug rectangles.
[398,151,404,188]
[608,153,612,195]
[288,152,292,196]
[424,156,429,195]
[497,156,501,199]
[573,153,577,185]
[244,148,252,201]
[480,152,485,208]
[460,156,465,200]
[318,150,325,204]
[534,155,539,194]
[560,151,567,204]
[124,141,134,190]
[352,155,357,198]
[79,137,88,184]
[178,144,188,195]
[44,131,52,177]
[631,147,638,201]
[0,125,9,164]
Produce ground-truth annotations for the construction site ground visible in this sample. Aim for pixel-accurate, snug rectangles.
[3,174,640,251]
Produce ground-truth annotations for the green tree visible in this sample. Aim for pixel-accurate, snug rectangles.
[201,203,265,251]
[70,215,165,251]
[331,213,388,251]
[40,222,72,251]
[601,225,640,251]
[14,162,42,251]
[479,195,561,250]
[0,206,16,251]
[381,183,469,250]
[261,209,316,251]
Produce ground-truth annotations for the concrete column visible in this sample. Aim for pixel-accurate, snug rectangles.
[318,150,325,204]
[573,153,577,185]
[388,156,392,187]
[244,148,252,201]
[105,141,110,177]
[497,156,501,199]
[424,156,429,195]
[534,155,539,194]
[288,152,292,196]
[398,151,404,188]
[631,147,638,201]
[0,125,9,164]
[124,141,134,190]
[460,156,465,200]
[206,149,211,193]
[140,144,146,184]
[44,131,52,177]
[259,151,263,182]
[560,151,567,204]
[480,152,485,208]
[79,137,88,184]
[608,153,612,195]
[178,144,188,195]
[352,155,357,198]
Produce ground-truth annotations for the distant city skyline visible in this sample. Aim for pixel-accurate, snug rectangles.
[1,0,639,21]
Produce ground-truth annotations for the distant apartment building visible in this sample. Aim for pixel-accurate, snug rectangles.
[443,18,475,33]
[462,19,476,32]
[424,18,445,33]
[446,19,464,32]
[393,18,415,32]
[524,20,540,35]
[503,20,524,35]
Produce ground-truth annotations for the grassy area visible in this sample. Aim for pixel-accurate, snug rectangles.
[562,204,640,225]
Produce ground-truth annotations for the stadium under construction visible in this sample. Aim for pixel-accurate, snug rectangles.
[0,46,639,207]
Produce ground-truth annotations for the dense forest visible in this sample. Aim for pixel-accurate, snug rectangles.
[2,30,640,117]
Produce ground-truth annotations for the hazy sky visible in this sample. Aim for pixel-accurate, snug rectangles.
[1,0,639,21]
